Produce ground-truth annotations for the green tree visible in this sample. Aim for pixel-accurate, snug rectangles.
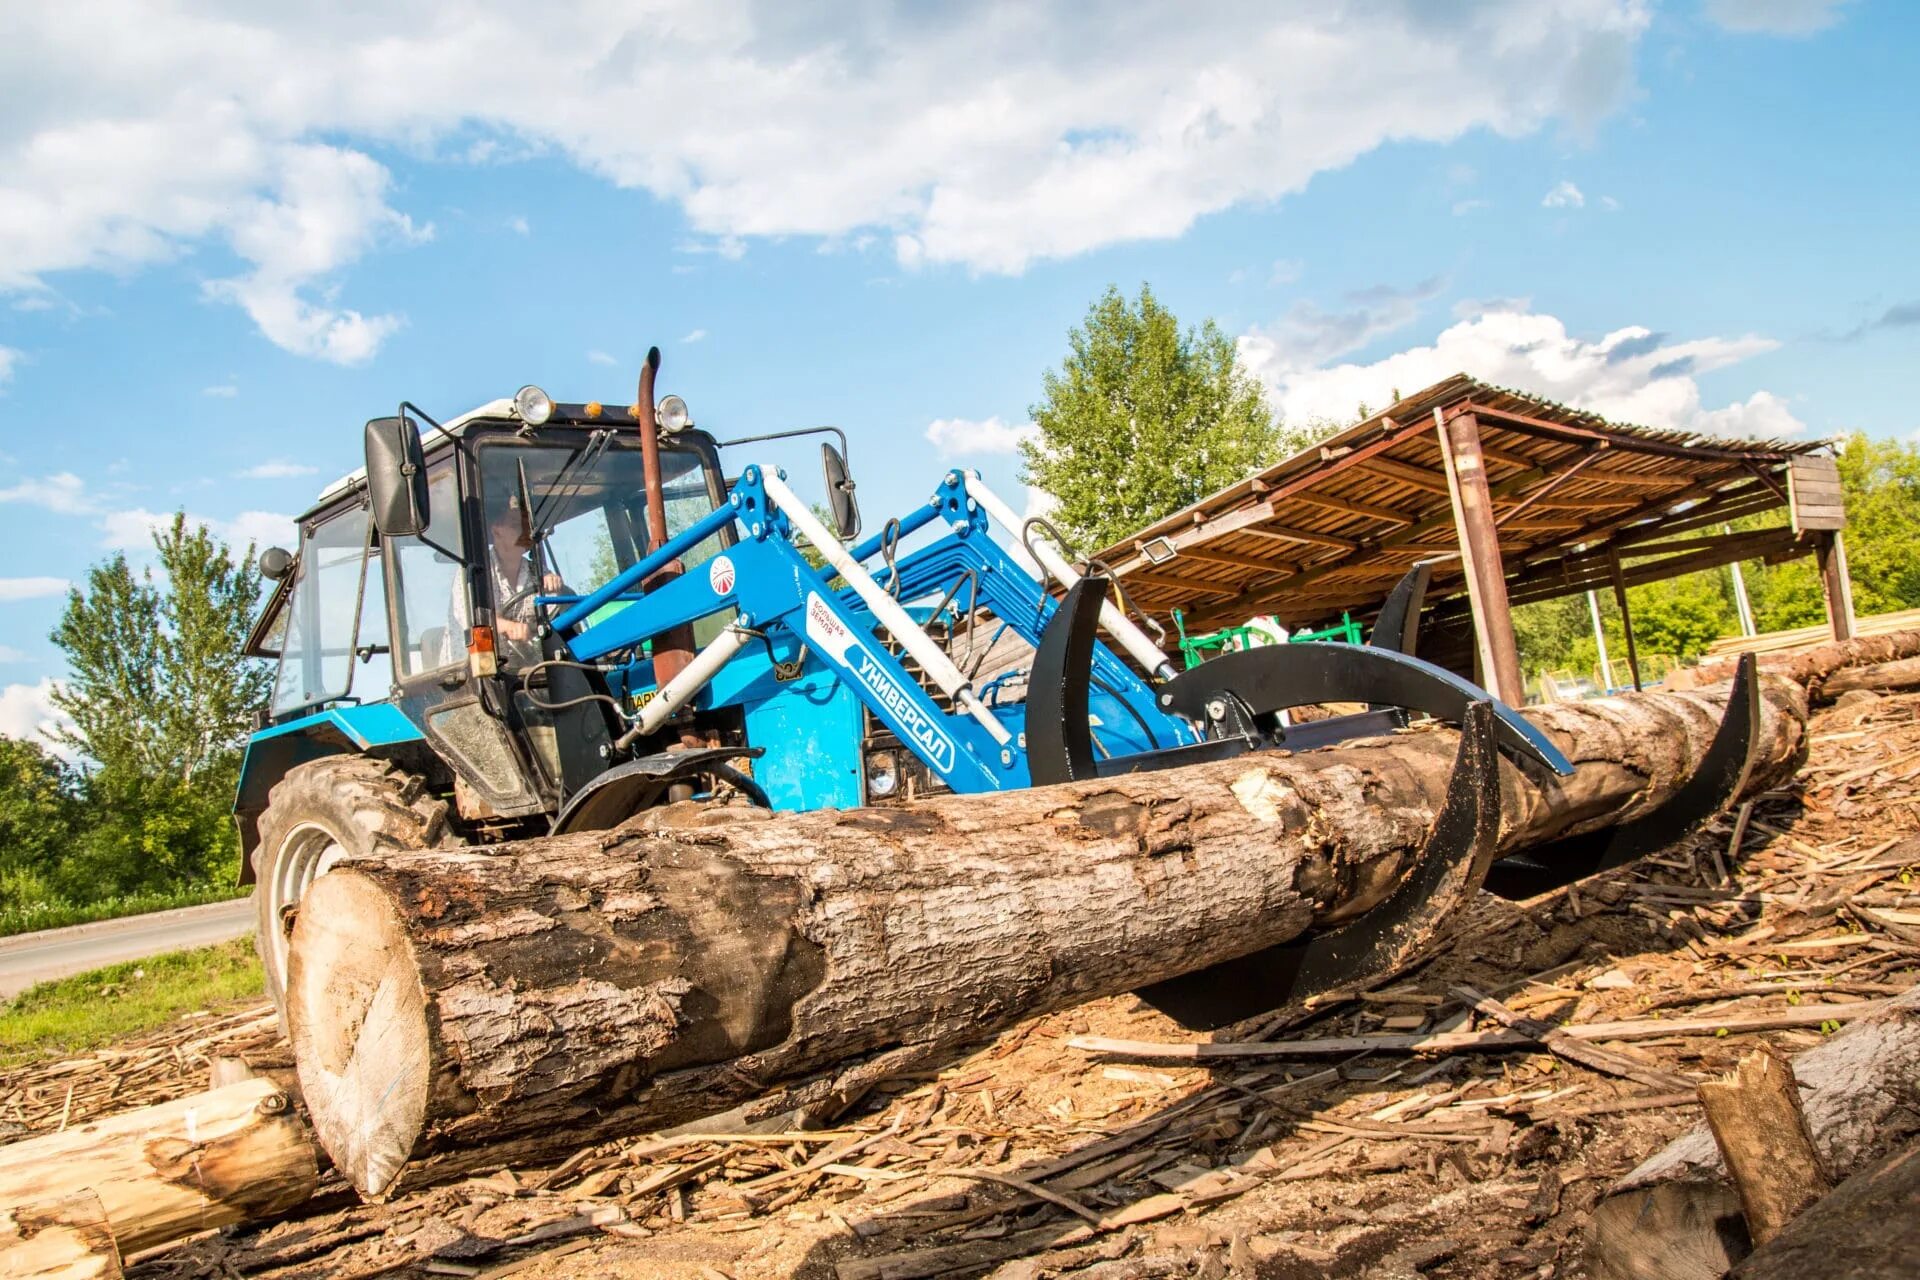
[1022,284,1280,550]
[0,736,79,901]
[47,515,270,893]
[51,515,269,783]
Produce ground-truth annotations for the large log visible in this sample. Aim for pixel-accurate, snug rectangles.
[0,1078,317,1256]
[1588,984,1920,1280]
[290,678,1809,1199]
[1686,627,1920,695]
[0,1192,121,1280]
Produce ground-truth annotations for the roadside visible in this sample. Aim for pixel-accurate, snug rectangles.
[0,937,262,1072]
[0,895,256,1000]
[0,884,250,940]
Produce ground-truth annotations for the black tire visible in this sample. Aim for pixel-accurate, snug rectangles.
[253,755,451,1024]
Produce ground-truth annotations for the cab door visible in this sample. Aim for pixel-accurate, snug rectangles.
[382,455,548,818]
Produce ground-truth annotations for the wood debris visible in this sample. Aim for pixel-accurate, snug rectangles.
[8,687,1920,1278]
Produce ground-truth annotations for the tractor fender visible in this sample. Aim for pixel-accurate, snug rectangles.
[551,747,766,834]
[232,704,430,883]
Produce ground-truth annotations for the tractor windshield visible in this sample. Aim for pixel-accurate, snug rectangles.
[475,437,728,657]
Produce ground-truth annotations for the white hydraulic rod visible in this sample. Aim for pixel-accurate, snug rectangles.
[964,474,1178,681]
[763,471,1013,747]
[622,623,756,744]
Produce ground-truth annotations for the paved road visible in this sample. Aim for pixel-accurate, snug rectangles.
[0,897,256,1000]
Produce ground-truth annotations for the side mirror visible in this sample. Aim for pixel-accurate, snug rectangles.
[365,415,429,537]
[821,443,860,541]
[258,546,295,581]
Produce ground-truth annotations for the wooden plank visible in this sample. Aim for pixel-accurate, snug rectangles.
[1288,491,1422,526]
[1240,523,1359,551]
[1356,456,1452,494]
[1790,455,1847,533]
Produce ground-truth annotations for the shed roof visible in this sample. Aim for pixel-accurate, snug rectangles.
[1094,374,1829,634]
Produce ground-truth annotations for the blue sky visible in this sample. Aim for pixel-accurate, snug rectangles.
[1,0,1915,739]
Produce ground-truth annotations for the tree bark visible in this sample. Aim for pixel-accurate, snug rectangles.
[0,1192,121,1280]
[1698,1043,1831,1245]
[1686,628,1920,695]
[1731,1141,1920,1279]
[1588,985,1920,1280]
[289,678,1809,1200]
[0,1079,317,1256]
[1815,656,1920,702]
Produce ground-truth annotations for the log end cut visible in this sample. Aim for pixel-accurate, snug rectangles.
[288,870,433,1200]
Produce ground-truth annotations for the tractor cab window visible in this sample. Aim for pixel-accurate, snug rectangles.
[475,438,730,658]
[270,506,391,716]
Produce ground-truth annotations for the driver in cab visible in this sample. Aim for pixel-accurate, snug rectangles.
[447,491,566,668]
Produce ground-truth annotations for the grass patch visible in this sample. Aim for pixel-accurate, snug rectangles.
[0,884,250,939]
[0,937,264,1066]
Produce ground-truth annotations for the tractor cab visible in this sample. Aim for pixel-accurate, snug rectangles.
[240,387,739,840]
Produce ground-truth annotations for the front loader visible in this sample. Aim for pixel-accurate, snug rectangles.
[236,347,1761,1032]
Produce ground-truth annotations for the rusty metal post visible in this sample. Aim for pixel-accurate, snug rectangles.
[634,347,695,686]
[1815,531,1857,643]
[1434,408,1526,706]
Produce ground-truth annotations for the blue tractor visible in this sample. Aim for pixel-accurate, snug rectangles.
[244,349,1763,1034]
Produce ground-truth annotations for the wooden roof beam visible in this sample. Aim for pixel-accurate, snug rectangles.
[1354,456,1451,494]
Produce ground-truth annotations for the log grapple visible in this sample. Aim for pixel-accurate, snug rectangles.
[235,348,1760,1029]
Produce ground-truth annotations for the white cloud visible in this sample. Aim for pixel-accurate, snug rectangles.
[681,328,707,344]
[1241,301,1805,439]
[0,473,94,514]
[924,416,1039,457]
[1241,276,1447,369]
[0,577,69,602]
[0,346,17,387]
[586,349,618,366]
[99,508,296,552]
[1599,194,1622,211]
[1451,198,1490,216]
[1269,258,1303,287]
[0,678,69,748]
[1704,0,1850,35]
[1542,180,1586,209]
[0,646,27,663]
[238,460,318,479]
[202,383,239,397]
[506,215,530,235]
[0,1,1652,318]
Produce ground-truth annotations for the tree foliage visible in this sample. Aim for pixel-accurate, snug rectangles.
[1021,284,1280,550]
[51,515,269,783]
[3,515,272,901]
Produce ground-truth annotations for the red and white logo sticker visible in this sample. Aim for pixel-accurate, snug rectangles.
[708,555,736,595]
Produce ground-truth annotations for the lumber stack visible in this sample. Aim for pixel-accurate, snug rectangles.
[0,1078,317,1272]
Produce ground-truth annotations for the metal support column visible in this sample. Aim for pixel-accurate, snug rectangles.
[1434,408,1526,706]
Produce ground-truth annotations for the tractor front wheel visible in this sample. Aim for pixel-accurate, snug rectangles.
[253,756,451,1026]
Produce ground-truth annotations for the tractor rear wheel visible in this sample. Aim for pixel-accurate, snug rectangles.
[253,756,451,1026]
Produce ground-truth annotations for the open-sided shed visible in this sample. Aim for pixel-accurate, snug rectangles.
[1096,375,1852,702]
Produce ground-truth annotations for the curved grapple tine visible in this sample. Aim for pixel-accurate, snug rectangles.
[1138,701,1502,1031]
[1025,575,1107,785]
[1485,652,1760,899]
[1369,563,1432,654]
[1158,642,1573,777]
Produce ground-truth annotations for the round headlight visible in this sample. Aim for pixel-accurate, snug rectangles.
[865,751,899,799]
[657,394,691,433]
[514,384,554,425]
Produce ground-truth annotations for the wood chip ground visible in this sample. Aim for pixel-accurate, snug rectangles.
[10,690,1920,1279]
